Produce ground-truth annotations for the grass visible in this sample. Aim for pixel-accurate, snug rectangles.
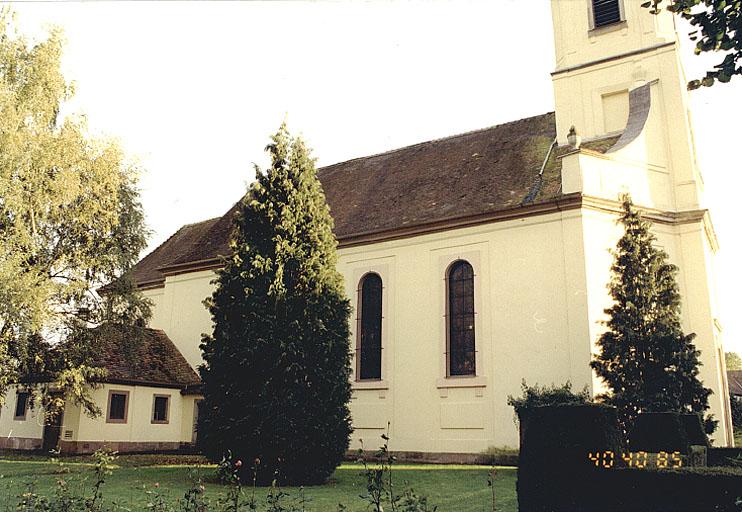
[0,455,517,511]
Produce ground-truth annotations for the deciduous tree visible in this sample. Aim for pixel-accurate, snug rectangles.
[0,10,150,416]
[644,0,742,88]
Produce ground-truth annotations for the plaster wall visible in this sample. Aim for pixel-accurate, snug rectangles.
[143,269,217,369]
[63,384,197,445]
[0,387,44,442]
[144,211,596,452]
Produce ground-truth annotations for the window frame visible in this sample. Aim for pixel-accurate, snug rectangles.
[356,272,384,382]
[151,394,171,425]
[106,390,130,424]
[588,0,626,31]
[14,391,29,421]
[445,259,477,378]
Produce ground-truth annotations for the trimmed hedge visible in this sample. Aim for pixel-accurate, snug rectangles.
[709,447,742,467]
[517,404,623,512]
[629,412,708,453]
[517,405,742,511]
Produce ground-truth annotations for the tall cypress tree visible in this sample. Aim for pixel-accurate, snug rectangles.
[590,196,715,434]
[198,124,352,485]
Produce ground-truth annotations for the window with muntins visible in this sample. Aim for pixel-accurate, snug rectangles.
[107,391,128,423]
[447,260,476,376]
[152,395,169,423]
[14,392,29,420]
[592,0,622,28]
[357,273,383,380]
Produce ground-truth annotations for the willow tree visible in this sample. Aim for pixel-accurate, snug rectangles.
[0,10,150,416]
[199,123,352,485]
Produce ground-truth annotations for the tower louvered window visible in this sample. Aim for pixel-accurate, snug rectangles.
[592,0,622,28]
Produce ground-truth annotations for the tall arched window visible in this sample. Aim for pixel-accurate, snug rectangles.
[447,260,476,376]
[357,273,383,380]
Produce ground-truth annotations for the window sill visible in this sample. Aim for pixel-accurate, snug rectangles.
[589,20,627,37]
[353,380,389,391]
[436,376,487,389]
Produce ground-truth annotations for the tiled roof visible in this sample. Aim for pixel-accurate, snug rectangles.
[729,370,742,396]
[92,324,200,388]
[129,112,619,287]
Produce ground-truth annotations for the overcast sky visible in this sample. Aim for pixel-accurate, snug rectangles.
[9,0,742,354]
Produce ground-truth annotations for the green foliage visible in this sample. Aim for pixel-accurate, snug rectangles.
[727,351,742,370]
[642,0,742,88]
[198,123,352,485]
[506,380,590,420]
[0,8,150,414]
[590,196,714,434]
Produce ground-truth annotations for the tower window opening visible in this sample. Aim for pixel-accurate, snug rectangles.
[592,0,622,28]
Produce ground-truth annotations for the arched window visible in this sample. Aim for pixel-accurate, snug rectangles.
[447,260,476,376]
[357,273,383,380]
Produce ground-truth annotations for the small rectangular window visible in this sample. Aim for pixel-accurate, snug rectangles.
[107,391,129,423]
[592,0,622,28]
[14,392,29,420]
[152,395,170,424]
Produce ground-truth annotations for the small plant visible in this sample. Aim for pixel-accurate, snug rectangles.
[145,482,174,512]
[180,470,209,512]
[487,467,497,512]
[85,449,117,512]
[16,481,50,512]
[357,426,436,512]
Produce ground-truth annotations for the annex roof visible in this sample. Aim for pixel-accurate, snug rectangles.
[91,324,200,389]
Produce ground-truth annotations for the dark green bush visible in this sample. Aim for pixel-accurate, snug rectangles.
[629,412,708,454]
[516,403,623,512]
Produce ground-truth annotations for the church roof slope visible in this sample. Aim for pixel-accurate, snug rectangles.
[320,112,557,239]
[729,370,742,397]
[132,217,220,288]
[91,324,200,389]
[133,112,565,285]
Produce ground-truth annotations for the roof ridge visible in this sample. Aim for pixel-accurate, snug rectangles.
[318,112,555,174]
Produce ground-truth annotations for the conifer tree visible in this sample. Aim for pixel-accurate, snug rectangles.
[198,124,353,485]
[590,196,715,434]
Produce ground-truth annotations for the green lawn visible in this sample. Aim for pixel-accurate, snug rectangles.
[0,456,517,511]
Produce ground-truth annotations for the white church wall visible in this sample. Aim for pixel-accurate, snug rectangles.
[144,269,218,370]
[340,209,593,452]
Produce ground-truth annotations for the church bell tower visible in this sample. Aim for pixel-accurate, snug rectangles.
[550,0,704,212]
[550,0,734,445]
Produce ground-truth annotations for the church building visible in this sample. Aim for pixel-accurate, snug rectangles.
[0,0,734,453]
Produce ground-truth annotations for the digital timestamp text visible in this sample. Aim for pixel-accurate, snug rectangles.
[587,450,683,469]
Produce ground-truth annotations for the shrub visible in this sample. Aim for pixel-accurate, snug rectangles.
[629,412,708,453]
[506,380,590,420]
[516,403,623,512]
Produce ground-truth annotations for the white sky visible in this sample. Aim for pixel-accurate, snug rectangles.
[8,0,742,354]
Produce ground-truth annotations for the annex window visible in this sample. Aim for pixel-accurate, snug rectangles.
[152,394,170,424]
[357,272,383,380]
[592,0,623,28]
[446,260,476,377]
[14,391,29,421]
[106,390,129,424]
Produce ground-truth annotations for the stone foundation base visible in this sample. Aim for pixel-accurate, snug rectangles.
[0,437,42,451]
[59,440,187,455]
